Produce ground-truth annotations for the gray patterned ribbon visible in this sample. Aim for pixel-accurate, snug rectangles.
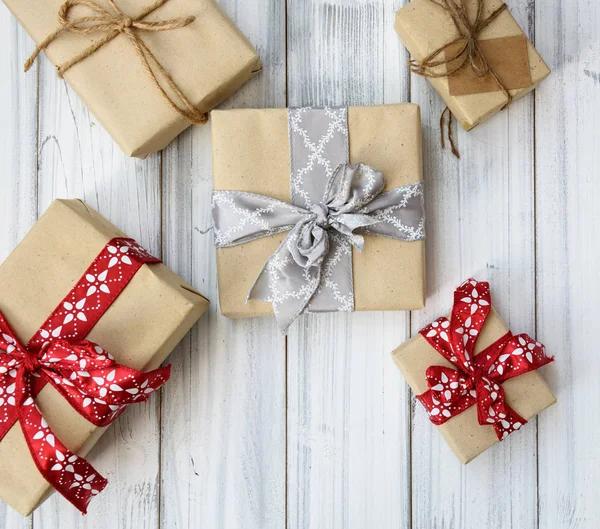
[212,107,425,332]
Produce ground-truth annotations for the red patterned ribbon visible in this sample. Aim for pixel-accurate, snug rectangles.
[0,238,168,513]
[418,279,554,440]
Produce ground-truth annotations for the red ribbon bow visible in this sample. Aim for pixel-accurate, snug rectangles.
[418,279,554,440]
[0,238,169,513]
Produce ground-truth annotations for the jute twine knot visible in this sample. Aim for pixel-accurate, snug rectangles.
[409,0,512,158]
[25,0,208,125]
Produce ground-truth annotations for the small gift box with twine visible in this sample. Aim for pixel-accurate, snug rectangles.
[395,0,550,156]
[4,0,261,157]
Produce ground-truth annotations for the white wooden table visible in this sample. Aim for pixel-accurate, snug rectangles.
[1,0,598,528]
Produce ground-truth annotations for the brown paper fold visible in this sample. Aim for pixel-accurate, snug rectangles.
[395,0,550,130]
[392,308,556,463]
[211,104,426,319]
[0,199,209,515]
[3,0,261,157]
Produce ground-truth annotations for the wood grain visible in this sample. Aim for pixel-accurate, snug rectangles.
[159,1,287,528]
[535,1,600,528]
[409,1,540,528]
[286,1,412,528]
[0,0,598,528]
[0,4,37,529]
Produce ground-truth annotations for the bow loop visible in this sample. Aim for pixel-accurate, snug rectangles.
[425,365,467,404]
[34,339,170,428]
[482,333,553,382]
[325,163,386,214]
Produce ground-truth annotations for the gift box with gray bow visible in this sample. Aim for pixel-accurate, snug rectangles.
[211,104,426,332]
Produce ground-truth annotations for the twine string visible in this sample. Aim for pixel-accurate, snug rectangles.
[24,0,208,124]
[410,0,513,157]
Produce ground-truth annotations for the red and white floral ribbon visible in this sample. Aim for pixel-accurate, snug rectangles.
[418,279,554,440]
[0,238,168,513]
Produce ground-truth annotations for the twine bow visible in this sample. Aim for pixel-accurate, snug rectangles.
[409,0,512,157]
[24,0,208,124]
[418,279,554,440]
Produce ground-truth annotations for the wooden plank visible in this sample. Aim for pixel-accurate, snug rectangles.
[32,33,163,529]
[159,1,287,528]
[409,1,540,528]
[535,1,600,528]
[285,2,412,528]
[0,4,38,529]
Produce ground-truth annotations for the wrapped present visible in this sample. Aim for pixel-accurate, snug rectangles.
[392,279,555,463]
[211,104,426,332]
[4,0,261,157]
[0,199,208,515]
[395,0,550,136]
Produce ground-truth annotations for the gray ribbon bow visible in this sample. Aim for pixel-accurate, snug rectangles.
[212,107,425,332]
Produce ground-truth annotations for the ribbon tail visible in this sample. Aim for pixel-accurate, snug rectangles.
[17,372,107,514]
[492,404,527,441]
[247,230,321,333]
[306,233,354,314]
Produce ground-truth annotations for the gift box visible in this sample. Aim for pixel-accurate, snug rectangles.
[0,199,208,515]
[4,0,261,157]
[392,279,555,463]
[395,0,550,131]
[211,104,426,331]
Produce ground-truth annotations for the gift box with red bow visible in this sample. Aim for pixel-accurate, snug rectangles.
[0,199,208,515]
[392,279,556,463]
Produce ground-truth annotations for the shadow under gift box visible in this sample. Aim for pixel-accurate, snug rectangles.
[392,308,556,463]
[395,0,551,131]
[3,0,261,157]
[211,104,426,319]
[0,199,208,515]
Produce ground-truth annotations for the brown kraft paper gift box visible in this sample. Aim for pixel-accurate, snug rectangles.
[3,0,261,157]
[392,308,556,463]
[0,199,209,515]
[211,104,426,319]
[395,0,551,131]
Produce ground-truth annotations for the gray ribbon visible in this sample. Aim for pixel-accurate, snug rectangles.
[212,107,425,332]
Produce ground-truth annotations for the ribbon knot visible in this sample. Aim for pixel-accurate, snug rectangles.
[418,279,554,441]
[310,203,330,228]
[119,16,134,29]
[22,349,40,374]
[24,0,208,124]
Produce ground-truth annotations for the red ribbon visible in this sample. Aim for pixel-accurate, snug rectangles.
[0,238,169,513]
[418,279,554,441]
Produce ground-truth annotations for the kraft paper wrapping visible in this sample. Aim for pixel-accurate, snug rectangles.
[0,199,209,515]
[395,0,551,131]
[3,0,261,157]
[211,104,426,319]
[392,308,556,463]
